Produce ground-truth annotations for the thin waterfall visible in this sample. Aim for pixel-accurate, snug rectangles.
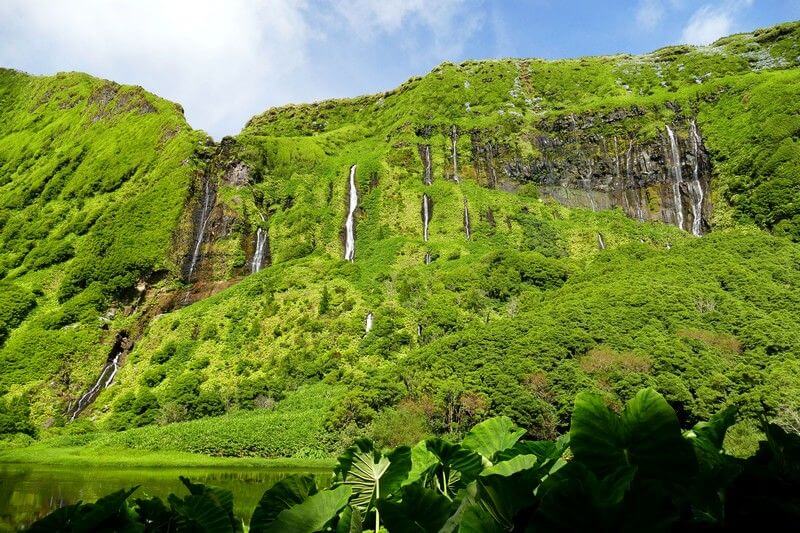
[70,332,130,420]
[187,174,216,280]
[422,193,430,242]
[365,313,374,335]
[421,145,432,185]
[688,120,705,236]
[424,252,432,265]
[463,199,471,239]
[451,126,459,182]
[597,233,606,250]
[665,125,685,231]
[251,214,268,273]
[344,165,358,261]
[417,324,422,336]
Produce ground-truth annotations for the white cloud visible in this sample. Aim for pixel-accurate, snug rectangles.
[680,1,754,45]
[0,0,313,138]
[330,0,482,58]
[636,0,665,30]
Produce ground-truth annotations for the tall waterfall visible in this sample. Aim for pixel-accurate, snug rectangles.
[70,332,130,420]
[665,125,685,231]
[451,126,459,182]
[187,175,216,280]
[421,145,432,185]
[251,214,268,273]
[344,165,358,261]
[422,194,431,242]
[597,233,606,250]
[463,199,471,239]
[365,313,374,335]
[688,121,705,236]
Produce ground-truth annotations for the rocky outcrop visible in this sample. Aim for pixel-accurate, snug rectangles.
[501,107,712,234]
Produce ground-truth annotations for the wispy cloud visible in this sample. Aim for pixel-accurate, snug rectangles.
[680,1,754,45]
[636,0,666,30]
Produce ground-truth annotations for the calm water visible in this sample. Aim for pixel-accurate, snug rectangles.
[0,463,331,531]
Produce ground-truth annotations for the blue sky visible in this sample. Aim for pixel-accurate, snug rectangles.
[1,0,798,138]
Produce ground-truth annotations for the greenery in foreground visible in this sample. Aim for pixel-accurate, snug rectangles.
[25,389,800,531]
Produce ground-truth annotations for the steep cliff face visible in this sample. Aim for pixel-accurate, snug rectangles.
[2,22,800,438]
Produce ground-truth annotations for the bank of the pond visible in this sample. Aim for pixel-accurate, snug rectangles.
[0,446,335,469]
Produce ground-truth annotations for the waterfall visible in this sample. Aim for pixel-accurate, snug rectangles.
[422,194,430,242]
[688,121,705,236]
[597,233,606,250]
[344,165,358,261]
[417,324,422,336]
[70,332,130,420]
[463,199,471,239]
[365,313,374,335]
[665,125,685,231]
[451,126,459,182]
[251,214,268,273]
[421,145,432,185]
[187,175,216,280]
[424,252,432,265]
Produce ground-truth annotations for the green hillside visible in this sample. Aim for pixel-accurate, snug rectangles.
[1,21,799,459]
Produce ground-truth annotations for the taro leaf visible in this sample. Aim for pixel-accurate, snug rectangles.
[456,503,505,533]
[134,496,175,532]
[476,455,540,529]
[334,439,411,514]
[258,485,352,533]
[424,438,483,498]
[335,505,362,533]
[250,474,318,531]
[167,477,240,533]
[29,487,141,533]
[570,388,696,481]
[535,462,637,531]
[462,416,525,463]
[403,441,439,487]
[376,484,456,533]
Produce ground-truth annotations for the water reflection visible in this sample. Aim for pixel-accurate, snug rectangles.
[0,463,331,530]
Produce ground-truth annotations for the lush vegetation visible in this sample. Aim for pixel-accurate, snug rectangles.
[25,389,800,531]
[1,21,799,467]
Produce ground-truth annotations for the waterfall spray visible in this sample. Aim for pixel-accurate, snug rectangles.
[422,194,430,242]
[665,125,685,231]
[187,175,216,280]
[688,121,705,236]
[344,165,358,261]
[251,214,268,273]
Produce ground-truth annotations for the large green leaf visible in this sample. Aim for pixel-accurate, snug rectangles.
[570,388,697,480]
[423,439,483,498]
[250,474,318,531]
[334,439,411,514]
[462,416,525,463]
[377,484,456,533]
[167,477,241,533]
[259,485,352,533]
[335,506,363,533]
[476,455,541,529]
[28,487,141,533]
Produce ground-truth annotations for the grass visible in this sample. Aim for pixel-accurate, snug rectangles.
[0,445,334,469]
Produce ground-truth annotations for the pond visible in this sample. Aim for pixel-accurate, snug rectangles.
[0,462,332,531]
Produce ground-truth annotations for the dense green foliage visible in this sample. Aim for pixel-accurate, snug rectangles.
[1,21,800,460]
[26,389,800,531]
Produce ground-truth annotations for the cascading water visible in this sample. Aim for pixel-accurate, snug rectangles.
[421,145,432,185]
[344,165,358,261]
[187,175,216,280]
[451,126,459,182]
[597,233,606,250]
[463,199,471,239]
[69,332,131,420]
[424,252,432,265]
[251,214,268,273]
[365,313,374,335]
[417,324,422,336]
[665,125,685,231]
[688,121,705,236]
[422,194,430,242]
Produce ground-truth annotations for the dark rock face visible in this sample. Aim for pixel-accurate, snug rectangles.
[500,107,713,234]
[418,144,433,185]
